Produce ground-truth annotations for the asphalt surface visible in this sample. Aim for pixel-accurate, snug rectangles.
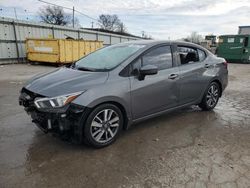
[0,63,250,188]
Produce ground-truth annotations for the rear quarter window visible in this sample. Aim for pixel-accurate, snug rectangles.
[197,49,206,61]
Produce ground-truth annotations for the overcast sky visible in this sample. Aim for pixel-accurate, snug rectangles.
[1,0,250,39]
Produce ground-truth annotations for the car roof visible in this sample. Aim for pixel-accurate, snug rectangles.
[120,39,211,55]
[122,40,209,52]
[123,40,171,45]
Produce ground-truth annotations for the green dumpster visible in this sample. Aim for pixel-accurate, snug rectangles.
[217,35,250,63]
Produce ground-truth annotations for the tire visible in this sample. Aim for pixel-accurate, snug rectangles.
[199,82,221,111]
[83,103,124,148]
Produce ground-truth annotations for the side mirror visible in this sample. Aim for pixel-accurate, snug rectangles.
[138,65,158,80]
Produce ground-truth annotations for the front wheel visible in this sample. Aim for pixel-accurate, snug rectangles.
[199,82,221,111]
[83,104,123,148]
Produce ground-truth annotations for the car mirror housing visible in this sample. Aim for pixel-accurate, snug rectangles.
[138,65,158,80]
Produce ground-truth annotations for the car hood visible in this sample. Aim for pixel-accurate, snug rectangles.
[24,67,109,97]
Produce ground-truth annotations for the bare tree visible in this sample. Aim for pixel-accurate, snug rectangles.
[98,14,125,32]
[116,22,127,34]
[39,6,71,26]
[186,32,203,44]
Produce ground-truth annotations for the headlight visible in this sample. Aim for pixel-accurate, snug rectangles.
[34,92,83,109]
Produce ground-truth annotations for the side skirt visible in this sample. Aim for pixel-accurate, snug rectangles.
[131,101,198,125]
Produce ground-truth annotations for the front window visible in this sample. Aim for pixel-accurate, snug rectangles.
[142,45,173,70]
[75,43,145,71]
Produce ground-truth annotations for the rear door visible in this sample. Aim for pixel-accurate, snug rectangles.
[176,45,208,105]
[129,45,180,119]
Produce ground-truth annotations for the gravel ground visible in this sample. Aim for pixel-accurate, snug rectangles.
[0,63,250,188]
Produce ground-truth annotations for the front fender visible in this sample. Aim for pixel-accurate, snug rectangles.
[72,77,132,121]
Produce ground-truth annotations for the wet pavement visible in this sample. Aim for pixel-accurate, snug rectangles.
[0,63,250,188]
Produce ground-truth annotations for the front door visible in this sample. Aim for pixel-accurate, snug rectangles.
[129,45,180,119]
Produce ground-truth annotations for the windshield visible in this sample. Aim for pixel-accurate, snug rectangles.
[75,43,145,71]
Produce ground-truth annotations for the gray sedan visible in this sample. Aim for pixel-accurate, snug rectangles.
[19,40,228,148]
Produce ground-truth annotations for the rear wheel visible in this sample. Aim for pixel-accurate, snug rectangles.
[199,82,221,111]
[83,104,123,148]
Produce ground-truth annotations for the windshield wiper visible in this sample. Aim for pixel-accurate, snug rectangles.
[76,66,95,72]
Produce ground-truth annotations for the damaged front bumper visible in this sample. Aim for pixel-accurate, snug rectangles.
[19,88,87,143]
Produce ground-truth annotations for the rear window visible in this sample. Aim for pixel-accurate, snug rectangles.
[177,46,199,65]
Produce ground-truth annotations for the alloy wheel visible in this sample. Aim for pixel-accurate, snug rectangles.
[90,109,120,144]
[206,84,219,108]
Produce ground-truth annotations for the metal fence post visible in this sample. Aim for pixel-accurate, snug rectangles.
[52,26,55,38]
[96,32,98,41]
[13,21,20,63]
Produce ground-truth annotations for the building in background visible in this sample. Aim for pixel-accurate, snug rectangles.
[238,26,250,35]
[0,17,141,65]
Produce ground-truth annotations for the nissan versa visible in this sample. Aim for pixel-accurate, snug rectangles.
[19,40,228,148]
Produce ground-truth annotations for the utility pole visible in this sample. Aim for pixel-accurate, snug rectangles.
[72,6,75,28]
[91,21,94,28]
[14,8,18,19]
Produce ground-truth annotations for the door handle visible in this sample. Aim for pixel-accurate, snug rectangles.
[168,73,179,79]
